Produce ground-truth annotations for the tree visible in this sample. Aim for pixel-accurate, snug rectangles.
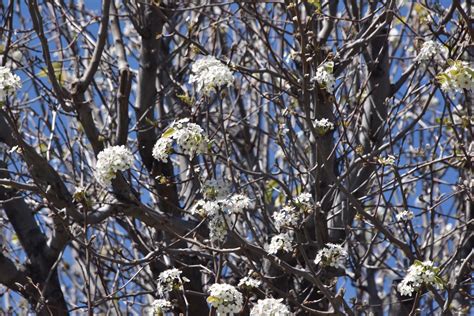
[0,0,472,315]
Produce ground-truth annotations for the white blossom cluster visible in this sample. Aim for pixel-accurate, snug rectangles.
[416,40,448,64]
[437,60,474,94]
[0,66,21,100]
[191,194,251,219]
[238,273,261,289]
[272,205,299,231]
[208,215,228,243]
[189,55,234,96]
[149,299,173,315]
[266,233,293,255]
[377,155,396,166]
[95,145,134,187]
[314,118,335,135]
[250,298,291,316]
[396,210,414,222]
[397,260,440,296]
[207,283,243,315]
[293,192,312,205]
[314,243,347,269]
[312,61,335,93]
[152,118,208,163]
[272,193,314,231]
[157,268,187,295]
[190,179,251,242]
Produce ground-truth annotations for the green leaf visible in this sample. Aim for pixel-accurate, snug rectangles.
[162,127,176,138]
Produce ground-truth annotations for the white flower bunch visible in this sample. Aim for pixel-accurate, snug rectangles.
[149,299,173,315]
[377,155,396,166]
[272,206,300,231]
[207,283,243,315]
[224,194,251,214]
[267,233,293,255]
[293,192,314,212]
[191,195,251,218]
[157,268,188,295]
[314,243,347,269]
[189,55,234,96]
[314,118,335,135]
[312,61,335,93]
[250,298,291,316]
[294,192,312,205]
[95,145,134,187]
[238,273,261,289]
[152,118,208,163]
[416,40,448,64]
[152,137,173,163]
[396,210,414,222]
[0,66,21,100]
[437,60,474,94]
[397,260,441,296]
[190,180,251,243]
[208,215,228,242]
[191,194,250,242]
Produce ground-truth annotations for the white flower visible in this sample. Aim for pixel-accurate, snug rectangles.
[313,118,335,135]
[437,60,474,94]
[238,274,261,289]
[416,40,448,64]
[272,206,299,231]
[224,194,251,214]
[0,66,21,100]
[377,155,396,166]
[189,55,234,96]
[312,61,335,93]
[397,260,440,296]
[152,118,208,162]
[250,298,291,316]
[149,299,173,315]
[152,137,173,163]
[267,233,293,254]
[209,215,228,242]
[157,268,187,295]
[95,145,134,187]
[314,243,347,269]
[207,283,243,315]
[396,210,414,222]
[294,192,312,205]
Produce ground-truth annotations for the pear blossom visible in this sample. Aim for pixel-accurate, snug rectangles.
[314,118,335,135]
[314,243,347,269]
[272,206,299,231]
[152,118,208,162]
[267,233,293,254]
[95,146,134,187]
[396,210,414,222]
[397,260,441,296]
[0,66,21,100]
[207,283,243,315]
[238,273,261,289]
[149,299,173,315]
[312,61,335,93]
[416,40,448,64]
[189,55,234,96]
[157,268,188,295]
[209,215,228,242]
[250,298,291,316]
[437,61,474,94]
